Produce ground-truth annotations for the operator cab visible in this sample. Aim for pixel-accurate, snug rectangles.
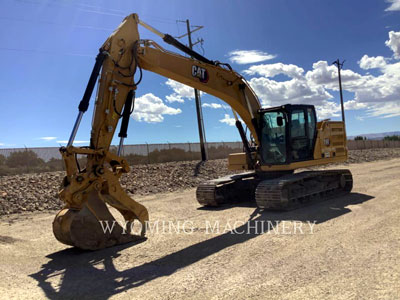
[258,104,317,165]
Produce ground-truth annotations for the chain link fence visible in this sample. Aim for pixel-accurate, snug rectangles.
[0,142,243,163]
[347,140,400,150]
[0,140,399,163]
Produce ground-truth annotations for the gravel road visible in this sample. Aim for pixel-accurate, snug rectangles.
[0,158,399,299]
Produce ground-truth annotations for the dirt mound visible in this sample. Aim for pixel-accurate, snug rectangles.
[0,148,399,216]
[347,148,400,163]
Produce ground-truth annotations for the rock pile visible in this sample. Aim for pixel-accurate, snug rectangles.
[0,159,234,215]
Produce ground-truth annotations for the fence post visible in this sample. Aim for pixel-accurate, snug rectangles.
[188,142,192,160]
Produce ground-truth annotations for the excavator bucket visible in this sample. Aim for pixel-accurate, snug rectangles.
[53,190,148,250]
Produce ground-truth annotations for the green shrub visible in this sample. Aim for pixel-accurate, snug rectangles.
[207,145,243,159]
[5,150,45,168]
[354,136,366,141]
[123,153,148,165]
[46,158,64,171]
[383,135,400,141]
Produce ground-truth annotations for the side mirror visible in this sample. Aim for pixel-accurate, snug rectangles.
[277,116,284,127]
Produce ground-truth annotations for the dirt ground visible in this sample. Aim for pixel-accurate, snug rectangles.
[2,148,400,216]
[0,159,399,299]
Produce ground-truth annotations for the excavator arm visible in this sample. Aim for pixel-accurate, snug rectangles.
[137,41,261,144]
[53,13,261,250]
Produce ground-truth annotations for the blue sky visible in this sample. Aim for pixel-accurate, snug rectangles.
[0,0,399,148]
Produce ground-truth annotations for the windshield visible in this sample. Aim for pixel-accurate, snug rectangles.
[261,111,287,164]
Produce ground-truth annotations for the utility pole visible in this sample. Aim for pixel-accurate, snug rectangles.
[180,19,207,161]
[332,59,346,124]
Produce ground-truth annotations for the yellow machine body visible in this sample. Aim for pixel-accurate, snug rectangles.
[229,120,348,171]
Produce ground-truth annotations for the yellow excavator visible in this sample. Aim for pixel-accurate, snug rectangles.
[53,14,352,250]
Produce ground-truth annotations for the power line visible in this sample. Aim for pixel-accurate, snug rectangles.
[0,47,93,57]
[7,0,178,24]
[0,16,113,31]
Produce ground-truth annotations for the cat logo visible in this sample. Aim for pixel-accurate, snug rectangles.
[192,65,209,83]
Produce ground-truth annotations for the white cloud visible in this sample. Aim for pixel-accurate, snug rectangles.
[305,61,364,90]
[248,75,333,107]
[132,93,182,123]
[219,114,236,126]
[0,143,16,147]
[385,31,400,58]
[344,100,368,110]
[244,63,304,79]
[355,115,364,121]
[202,103,229,109]
[243,61,344,119]
[0,143,16,148]
[350,63,400,102]
[243,31,400,120]
[40,137,57,141]
[165,79,195,103]
[305,59,400,118]
[228,50,276,64]
[385,0,400,11]
[203,103,221,109]
[366,101,400,118]
[358,55,387,69]
[315,101,341,120]
[57,140,89,144]
[305,46,400,118]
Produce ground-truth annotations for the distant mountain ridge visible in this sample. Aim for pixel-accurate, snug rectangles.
[348,131,400,140]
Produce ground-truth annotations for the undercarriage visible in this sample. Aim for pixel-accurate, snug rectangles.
[196,169,353,210]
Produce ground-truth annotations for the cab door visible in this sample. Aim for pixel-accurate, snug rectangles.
[290,108,315,161]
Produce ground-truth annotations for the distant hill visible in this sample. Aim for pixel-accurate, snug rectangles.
[348,131,400,140]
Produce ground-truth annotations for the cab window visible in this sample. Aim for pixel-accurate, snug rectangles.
[307,108,316,148]
[290,109,311,161]
[261,111,287,164]
[291,110,306,137]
